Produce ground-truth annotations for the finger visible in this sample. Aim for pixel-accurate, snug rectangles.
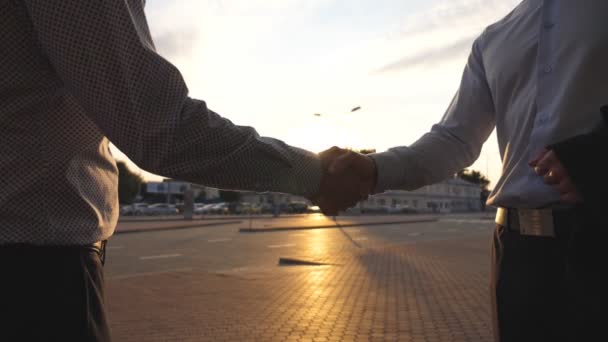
[536,151,559,168]
[543,168,564,185]
[534,150,559,175]
[529,148,549,167]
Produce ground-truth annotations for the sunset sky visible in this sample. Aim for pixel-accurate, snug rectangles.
[111,0,522,188]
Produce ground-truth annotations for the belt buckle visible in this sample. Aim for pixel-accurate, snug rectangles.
[518,208,555,237]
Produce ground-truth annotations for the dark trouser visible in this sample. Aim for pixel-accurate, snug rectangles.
[0,243,111,342]
[491,207,606,342]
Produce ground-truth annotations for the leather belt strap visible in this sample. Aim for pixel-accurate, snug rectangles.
[0,240,107,265]
[495,207,556,237]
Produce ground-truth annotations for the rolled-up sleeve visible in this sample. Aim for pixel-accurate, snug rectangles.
[23,0,321,197]
[369,36,496,193]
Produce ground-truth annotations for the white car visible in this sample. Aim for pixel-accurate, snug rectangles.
[119,204,133,215]
[143,203,178,216]
[209,202,229,215]
[194,203,214,215]
[130,203,148,215]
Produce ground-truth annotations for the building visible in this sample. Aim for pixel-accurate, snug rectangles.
[360,178,483,213]
[142,177,483,213]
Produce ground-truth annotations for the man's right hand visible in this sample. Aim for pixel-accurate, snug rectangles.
[311,147,377,216]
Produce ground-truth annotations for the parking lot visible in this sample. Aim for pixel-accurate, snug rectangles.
[106,213,496,341]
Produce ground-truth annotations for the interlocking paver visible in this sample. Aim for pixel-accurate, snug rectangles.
[107,235,493,341]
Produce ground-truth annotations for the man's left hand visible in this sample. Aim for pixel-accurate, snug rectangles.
[529,149,583,204]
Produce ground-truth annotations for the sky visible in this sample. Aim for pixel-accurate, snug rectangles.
[111,0,522,188]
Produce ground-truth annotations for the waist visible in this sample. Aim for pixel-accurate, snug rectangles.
[0,241,107,264]
[495,207,579,238]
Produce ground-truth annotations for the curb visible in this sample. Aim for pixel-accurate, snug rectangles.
[239,218,438,233]
[118,214,309,223]
[115,220,242,235]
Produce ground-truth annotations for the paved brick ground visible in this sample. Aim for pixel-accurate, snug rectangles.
[107,235,493,341]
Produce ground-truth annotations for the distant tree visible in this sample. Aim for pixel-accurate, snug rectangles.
[357,149,376,155]
[219,190,241,203]
[457,169,490,191]
[117,161,143,204]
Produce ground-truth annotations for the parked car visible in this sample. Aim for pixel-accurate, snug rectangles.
[233,202,262,215]
[286,201,308,214]
[143,203,179,216]
[260,203,274,214]
[129,203,148,216]
[201,203,218,214]
[119,204,133,216]
[307,205,321,213]
[209,202,229,215]
[193,203,210,215]
[386,205,418,214]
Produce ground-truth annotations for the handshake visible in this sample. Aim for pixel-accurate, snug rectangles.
[311,147,378,216]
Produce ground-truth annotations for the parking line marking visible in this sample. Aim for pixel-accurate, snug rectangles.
[108,268,193,280]
[353,237,368,241]
[139,253,182,260]
[207,238,232,243]
[267,243,296,249]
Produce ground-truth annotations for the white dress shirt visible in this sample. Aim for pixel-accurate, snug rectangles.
[0,0,321,245]
[370,0,608,209]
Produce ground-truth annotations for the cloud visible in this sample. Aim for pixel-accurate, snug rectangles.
[376,35,475,73]
[390,0,519,38]
[374,0,519,73]
[152,28,199,59]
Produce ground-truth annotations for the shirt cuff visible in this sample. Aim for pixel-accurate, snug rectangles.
[368,151,404,194]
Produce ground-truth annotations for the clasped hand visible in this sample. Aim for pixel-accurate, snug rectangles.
[311,147,377,216]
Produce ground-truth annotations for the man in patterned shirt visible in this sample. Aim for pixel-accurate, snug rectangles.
[0,1,364,340]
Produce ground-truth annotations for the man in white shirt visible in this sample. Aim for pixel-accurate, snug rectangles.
[321,1,608,341]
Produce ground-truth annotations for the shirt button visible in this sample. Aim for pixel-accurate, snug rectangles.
[543,22,555,29]
[543,65,553,73]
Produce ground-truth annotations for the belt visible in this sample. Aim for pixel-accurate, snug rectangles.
[87,240,107,265]
[0,240,107,265]
[496,207,562,237]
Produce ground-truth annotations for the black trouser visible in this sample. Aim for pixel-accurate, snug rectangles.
[0,243,111,342]
[491,208,606,342]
